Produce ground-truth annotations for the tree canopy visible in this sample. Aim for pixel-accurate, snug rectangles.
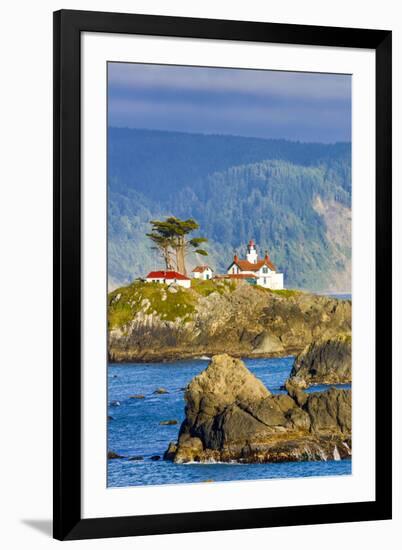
[146,216,208,275]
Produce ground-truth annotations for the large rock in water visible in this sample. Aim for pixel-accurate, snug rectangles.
[166,354,351,464]
[287,334,351,388]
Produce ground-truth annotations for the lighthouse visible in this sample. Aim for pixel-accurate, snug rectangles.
[226,239,284,289]
[246,239,258,264]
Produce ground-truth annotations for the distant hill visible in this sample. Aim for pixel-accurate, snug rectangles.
[108,128,351,292]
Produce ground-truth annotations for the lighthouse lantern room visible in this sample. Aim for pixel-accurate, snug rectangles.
[246,239,258,264]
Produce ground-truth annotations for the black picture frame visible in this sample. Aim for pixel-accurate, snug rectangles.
[53,9,392,541]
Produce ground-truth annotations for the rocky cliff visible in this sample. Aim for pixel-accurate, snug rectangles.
[108,280,351,363]
[165,354,351,464]
[286,334,352,388]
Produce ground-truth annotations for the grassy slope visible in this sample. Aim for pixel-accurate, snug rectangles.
[108,279,300,330]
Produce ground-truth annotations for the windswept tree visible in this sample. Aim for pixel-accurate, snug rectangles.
[145,230,175,271]
[146,216,208,275]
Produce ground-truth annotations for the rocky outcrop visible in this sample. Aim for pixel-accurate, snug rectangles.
[108,451,124,459]
[287,334,351,388]
[251,331,284,354]
[108,281,351,362]
[165,354,351,464]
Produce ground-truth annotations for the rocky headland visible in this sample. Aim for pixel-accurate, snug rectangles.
[108,280,351,363]
[164,354,351,464]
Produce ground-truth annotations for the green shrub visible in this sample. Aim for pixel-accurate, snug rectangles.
[108,280,196,329]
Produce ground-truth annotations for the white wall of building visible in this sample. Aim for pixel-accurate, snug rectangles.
[146,277,191,288]
[257,273,284,290]
[229,262,284,289]
[229,265,254,276]
[193,268,213,280]
[246,245,258,263]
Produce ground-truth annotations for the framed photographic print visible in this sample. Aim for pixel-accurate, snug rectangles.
[53,9,392,541]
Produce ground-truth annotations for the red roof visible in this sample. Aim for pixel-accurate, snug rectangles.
[229,257,276,272]
[192,265,212,273]
[146,270,190,281]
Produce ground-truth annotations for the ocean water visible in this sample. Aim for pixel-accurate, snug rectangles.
[108,356,351,487]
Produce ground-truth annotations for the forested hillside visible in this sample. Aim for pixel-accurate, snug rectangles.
[108,128,351,292]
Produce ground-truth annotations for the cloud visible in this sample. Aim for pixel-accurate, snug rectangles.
[107,62,351,143]
[108,63,351,102]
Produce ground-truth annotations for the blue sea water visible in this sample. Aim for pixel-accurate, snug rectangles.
[108,356,351,487]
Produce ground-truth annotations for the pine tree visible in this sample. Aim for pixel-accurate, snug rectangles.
[146,217,208,275]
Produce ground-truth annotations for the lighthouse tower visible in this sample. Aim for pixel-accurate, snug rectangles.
[246,239,258,264]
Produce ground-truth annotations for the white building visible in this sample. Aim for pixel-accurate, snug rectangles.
[145,270,191,289]
[226,240,284,289]
[192,265,213,280]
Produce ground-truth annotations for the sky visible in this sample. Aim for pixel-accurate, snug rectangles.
[108,62,351,143]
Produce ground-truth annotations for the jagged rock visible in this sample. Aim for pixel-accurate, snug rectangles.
[306,387,351,435]
[150,455,161,461]
[154,387,169,394]
[284,379,309,407]
[108,451,123,459]
[186,354,270,410]
[174,435,204,463]
[129,455,144,461]
[163,442,177,461]
[129,394,145,399]
[167,354,351,464]
[159,419,178,425]
[252,331,284,354]
[288,334,351,387]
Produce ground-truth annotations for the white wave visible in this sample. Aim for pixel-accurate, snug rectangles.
[318,449,328,461]
[333,446,341,461]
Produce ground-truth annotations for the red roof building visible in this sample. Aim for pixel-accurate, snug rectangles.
[192,264,213,281]
[146,270,190,280]
[233,257,276,272]
[192,265,212,273]
[145,270,192,288]
[226,239,284,290]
